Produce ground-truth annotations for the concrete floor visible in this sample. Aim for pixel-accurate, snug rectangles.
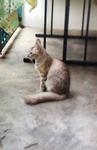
[0,27,97,150]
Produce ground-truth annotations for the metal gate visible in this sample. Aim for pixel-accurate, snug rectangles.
[36,0,97,66]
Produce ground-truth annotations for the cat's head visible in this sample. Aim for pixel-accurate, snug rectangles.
[27,39,44,60]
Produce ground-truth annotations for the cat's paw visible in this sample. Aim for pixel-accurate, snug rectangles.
[24,95,38,105]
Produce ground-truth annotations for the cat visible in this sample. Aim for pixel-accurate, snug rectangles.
[24,39,70,105]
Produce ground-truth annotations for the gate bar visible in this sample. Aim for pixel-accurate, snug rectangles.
[63,0,70,61]
[44,0,47,48]
[51,0,54,35]
[84,0,92,61]
[81,0,86,36]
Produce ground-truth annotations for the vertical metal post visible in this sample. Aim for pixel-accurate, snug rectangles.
[84,0,92,61]
[51,0,54,35]
[44,0,47,48]
[81,0,86,36]
[63,0,70,61]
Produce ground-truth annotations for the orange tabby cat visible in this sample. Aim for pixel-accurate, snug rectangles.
[24,39,70,105]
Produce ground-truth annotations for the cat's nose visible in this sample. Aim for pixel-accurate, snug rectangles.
[23,57,32,63]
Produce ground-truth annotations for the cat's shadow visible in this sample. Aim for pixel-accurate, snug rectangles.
[68,90,79,100]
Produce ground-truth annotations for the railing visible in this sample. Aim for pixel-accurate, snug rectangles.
[36,0,97,66]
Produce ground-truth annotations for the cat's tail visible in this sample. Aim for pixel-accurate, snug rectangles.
[24,92,67,105]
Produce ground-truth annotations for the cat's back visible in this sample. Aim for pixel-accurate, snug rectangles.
[47,58,70,83]
[49,58,69,75]
[47,58,70,95]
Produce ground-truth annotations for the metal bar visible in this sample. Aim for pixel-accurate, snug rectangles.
[36,33,97,40]
[44,0,47,48]
[81,0,86,36]
[51,0,54,35]
[84,0,92,61]
[63,0,70,61]
[65,60,97,66]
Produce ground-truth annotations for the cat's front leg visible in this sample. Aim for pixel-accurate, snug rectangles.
[40,76,47,92]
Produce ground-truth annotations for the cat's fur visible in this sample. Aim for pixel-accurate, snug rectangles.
[24,39,70,105]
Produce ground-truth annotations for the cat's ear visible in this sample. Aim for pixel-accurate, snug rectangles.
[36,39,41,45]
[35,39,43,52]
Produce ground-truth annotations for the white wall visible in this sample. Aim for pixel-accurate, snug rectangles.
[22,0,97,31]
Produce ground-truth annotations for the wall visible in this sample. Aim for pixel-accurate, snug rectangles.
[22,0,97,31]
